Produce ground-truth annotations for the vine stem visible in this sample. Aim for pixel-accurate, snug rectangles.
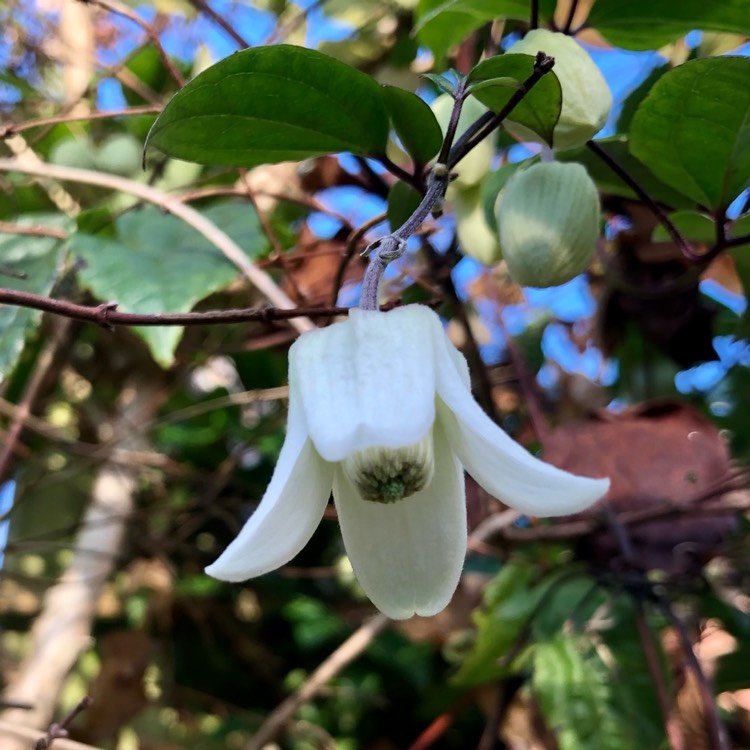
[0,158,314,334]
[585,141,701,263]
[360,53,556,310]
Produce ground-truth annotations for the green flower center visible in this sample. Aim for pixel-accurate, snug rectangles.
[341,432,435,504]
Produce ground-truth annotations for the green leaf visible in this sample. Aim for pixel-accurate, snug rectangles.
[381,86,443,166]
[651,210,716,243]
[533,634,642,750]
[0,215,69,378]
[587,0,750,51]
[422,72,458,97]
[467,55,562,146]
[146,45,390,168]
[387,180,422,231]
[556,137,698,209]
[630,57,750,211]
[74,202,269,367]
[415,0,556,60]
[451,561,538,687]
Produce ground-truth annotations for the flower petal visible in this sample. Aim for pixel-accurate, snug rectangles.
[290,306,438,462]
[206,394,334,581]
[333,422,467,619]
[434,331,609,516]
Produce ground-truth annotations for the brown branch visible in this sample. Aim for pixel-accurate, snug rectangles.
[0,319,72,486]
[33,697,93,750]
[187,0,251,48]
[655,598,731,750]
[0,106,161,139]
[0,289,363,328]
[0,221,69,240]
[0,158,314,332]
[84,0,185,87]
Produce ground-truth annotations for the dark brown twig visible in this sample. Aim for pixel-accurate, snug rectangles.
[0,289,359,328]
[188,0,250,48]
[586,141,701,262]
[33,696,93,749]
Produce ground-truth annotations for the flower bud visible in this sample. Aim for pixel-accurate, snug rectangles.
[506,29,612,151]
[455,186,502,266]
[341,432,435,504]
[494,161,600,288]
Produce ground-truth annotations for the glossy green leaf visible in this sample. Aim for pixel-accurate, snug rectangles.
[588,0,750,51]
[146,45,390,167]
[415,0,556,60]
[0,215,69,379]
[381,85,443,166]
[74,202,269,367]
[630,57,750,211]
[556,137,698,209]
[467,55,562,146]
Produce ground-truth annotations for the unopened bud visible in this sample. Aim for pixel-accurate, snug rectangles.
[495,161,600,288]
[506,30,612,151]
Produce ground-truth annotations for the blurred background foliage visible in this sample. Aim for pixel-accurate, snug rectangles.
[0,1,750,748]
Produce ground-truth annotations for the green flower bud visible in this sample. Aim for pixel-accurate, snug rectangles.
[494,161,600,288]
[455,186,502,266]
[506,29,612,151]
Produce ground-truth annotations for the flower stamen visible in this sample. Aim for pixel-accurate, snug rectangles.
[342,432,435,504]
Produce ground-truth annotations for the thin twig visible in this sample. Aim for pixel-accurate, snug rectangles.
[586,141,700,262]
[562,0,580,34]
[33,697,93,750]
[0,290,379,328]
[0,220,68,240]
[655,597,731,750]
[448,52,555,168]
[0,158,314,334]
[0,319,72,486]
[529,0,539,29]
[0,106,161,139]
[244,614,389,750]
[188,0,250,48]
[0,720,100,750]
[85,0,185,87]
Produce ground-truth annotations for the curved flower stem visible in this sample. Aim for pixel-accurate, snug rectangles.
[359,172,450,310]
[359,57,556,310]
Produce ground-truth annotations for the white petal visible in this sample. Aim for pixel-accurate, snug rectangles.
[206,394,334,581]
[333,422,467,619]
[434,334,609,516]
[290,306,438,462]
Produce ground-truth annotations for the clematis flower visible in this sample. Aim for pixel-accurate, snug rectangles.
[206,305,609,619]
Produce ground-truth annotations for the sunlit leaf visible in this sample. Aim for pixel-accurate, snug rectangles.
[147,45,390,167]
[630,57,750,211]
[0,215,69,379]
[74,202,268,367]
[415,0,556,60]
[588,0,750,51]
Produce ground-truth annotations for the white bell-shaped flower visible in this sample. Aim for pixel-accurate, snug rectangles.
[206,305,609,619]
